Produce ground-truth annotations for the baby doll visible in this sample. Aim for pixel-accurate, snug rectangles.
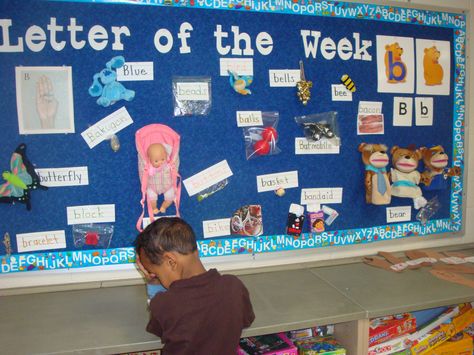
[136,123,181,232]
[146,143,175,214]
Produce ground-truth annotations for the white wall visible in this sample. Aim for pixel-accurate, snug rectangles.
[1,0,472,292]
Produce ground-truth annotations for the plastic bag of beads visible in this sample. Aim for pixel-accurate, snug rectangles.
[295,111,341,146]
[172,76,212,116]
[243,111,281,160]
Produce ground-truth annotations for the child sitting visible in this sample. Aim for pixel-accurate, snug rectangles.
[134,217,255,354]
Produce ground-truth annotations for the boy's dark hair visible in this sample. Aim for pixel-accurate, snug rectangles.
[134,217,197,265]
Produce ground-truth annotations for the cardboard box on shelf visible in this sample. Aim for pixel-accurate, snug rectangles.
[368,334,411,355]
[410,323,457,355]
[369,313,417,346]
[407,303,474,355]
[238,332,297,355]
[428,332,473,355]
[287,325,334,342]
[392,350,411,355]
[294,335,346,355]
[287,328,314,341]
[407,307,459,346]
[451,306,474,334]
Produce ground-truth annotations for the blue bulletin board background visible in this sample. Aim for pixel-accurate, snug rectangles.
[0,0,466,273]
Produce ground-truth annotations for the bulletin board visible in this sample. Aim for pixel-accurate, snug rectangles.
[0,0,467,274]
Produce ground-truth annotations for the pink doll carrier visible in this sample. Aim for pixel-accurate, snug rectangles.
[136,124,181,231]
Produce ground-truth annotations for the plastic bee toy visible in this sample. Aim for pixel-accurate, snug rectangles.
[340,74,356,92]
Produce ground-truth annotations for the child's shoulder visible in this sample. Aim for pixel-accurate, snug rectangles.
[217,273,247,289]
[219,273,239,281]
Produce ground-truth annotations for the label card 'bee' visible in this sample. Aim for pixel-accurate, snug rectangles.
[331,84,352,101]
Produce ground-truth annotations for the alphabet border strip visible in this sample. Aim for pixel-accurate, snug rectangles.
[0,0,466,273]
[451,26,466,233]
[0,218,458,273]
[51,0,467,30]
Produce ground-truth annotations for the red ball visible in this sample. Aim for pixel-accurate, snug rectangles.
[254,140,270,155]
[262,127,278,142]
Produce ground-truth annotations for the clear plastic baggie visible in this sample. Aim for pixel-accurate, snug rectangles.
[172,76,212,117]
[243,111,281,160]
[295,111,340,146]
[72,223,114,249]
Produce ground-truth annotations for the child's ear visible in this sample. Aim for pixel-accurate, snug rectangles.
[163,252,178,270]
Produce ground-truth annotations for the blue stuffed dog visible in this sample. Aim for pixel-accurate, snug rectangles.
[89,56,135,107]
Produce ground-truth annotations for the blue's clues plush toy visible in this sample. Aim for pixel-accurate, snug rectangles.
[88,56,135,107]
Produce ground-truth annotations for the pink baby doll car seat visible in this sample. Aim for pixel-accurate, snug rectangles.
[136,124,181,231]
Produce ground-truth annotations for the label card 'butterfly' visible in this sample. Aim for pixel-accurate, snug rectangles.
[0,144,47,210]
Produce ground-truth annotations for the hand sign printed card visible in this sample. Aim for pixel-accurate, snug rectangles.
[15,66,75,134]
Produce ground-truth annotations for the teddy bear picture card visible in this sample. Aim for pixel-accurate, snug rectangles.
[376,35,415,94]
[416,39,451,96]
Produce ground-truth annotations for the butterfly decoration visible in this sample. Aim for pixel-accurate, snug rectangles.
[0,144,47,210]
